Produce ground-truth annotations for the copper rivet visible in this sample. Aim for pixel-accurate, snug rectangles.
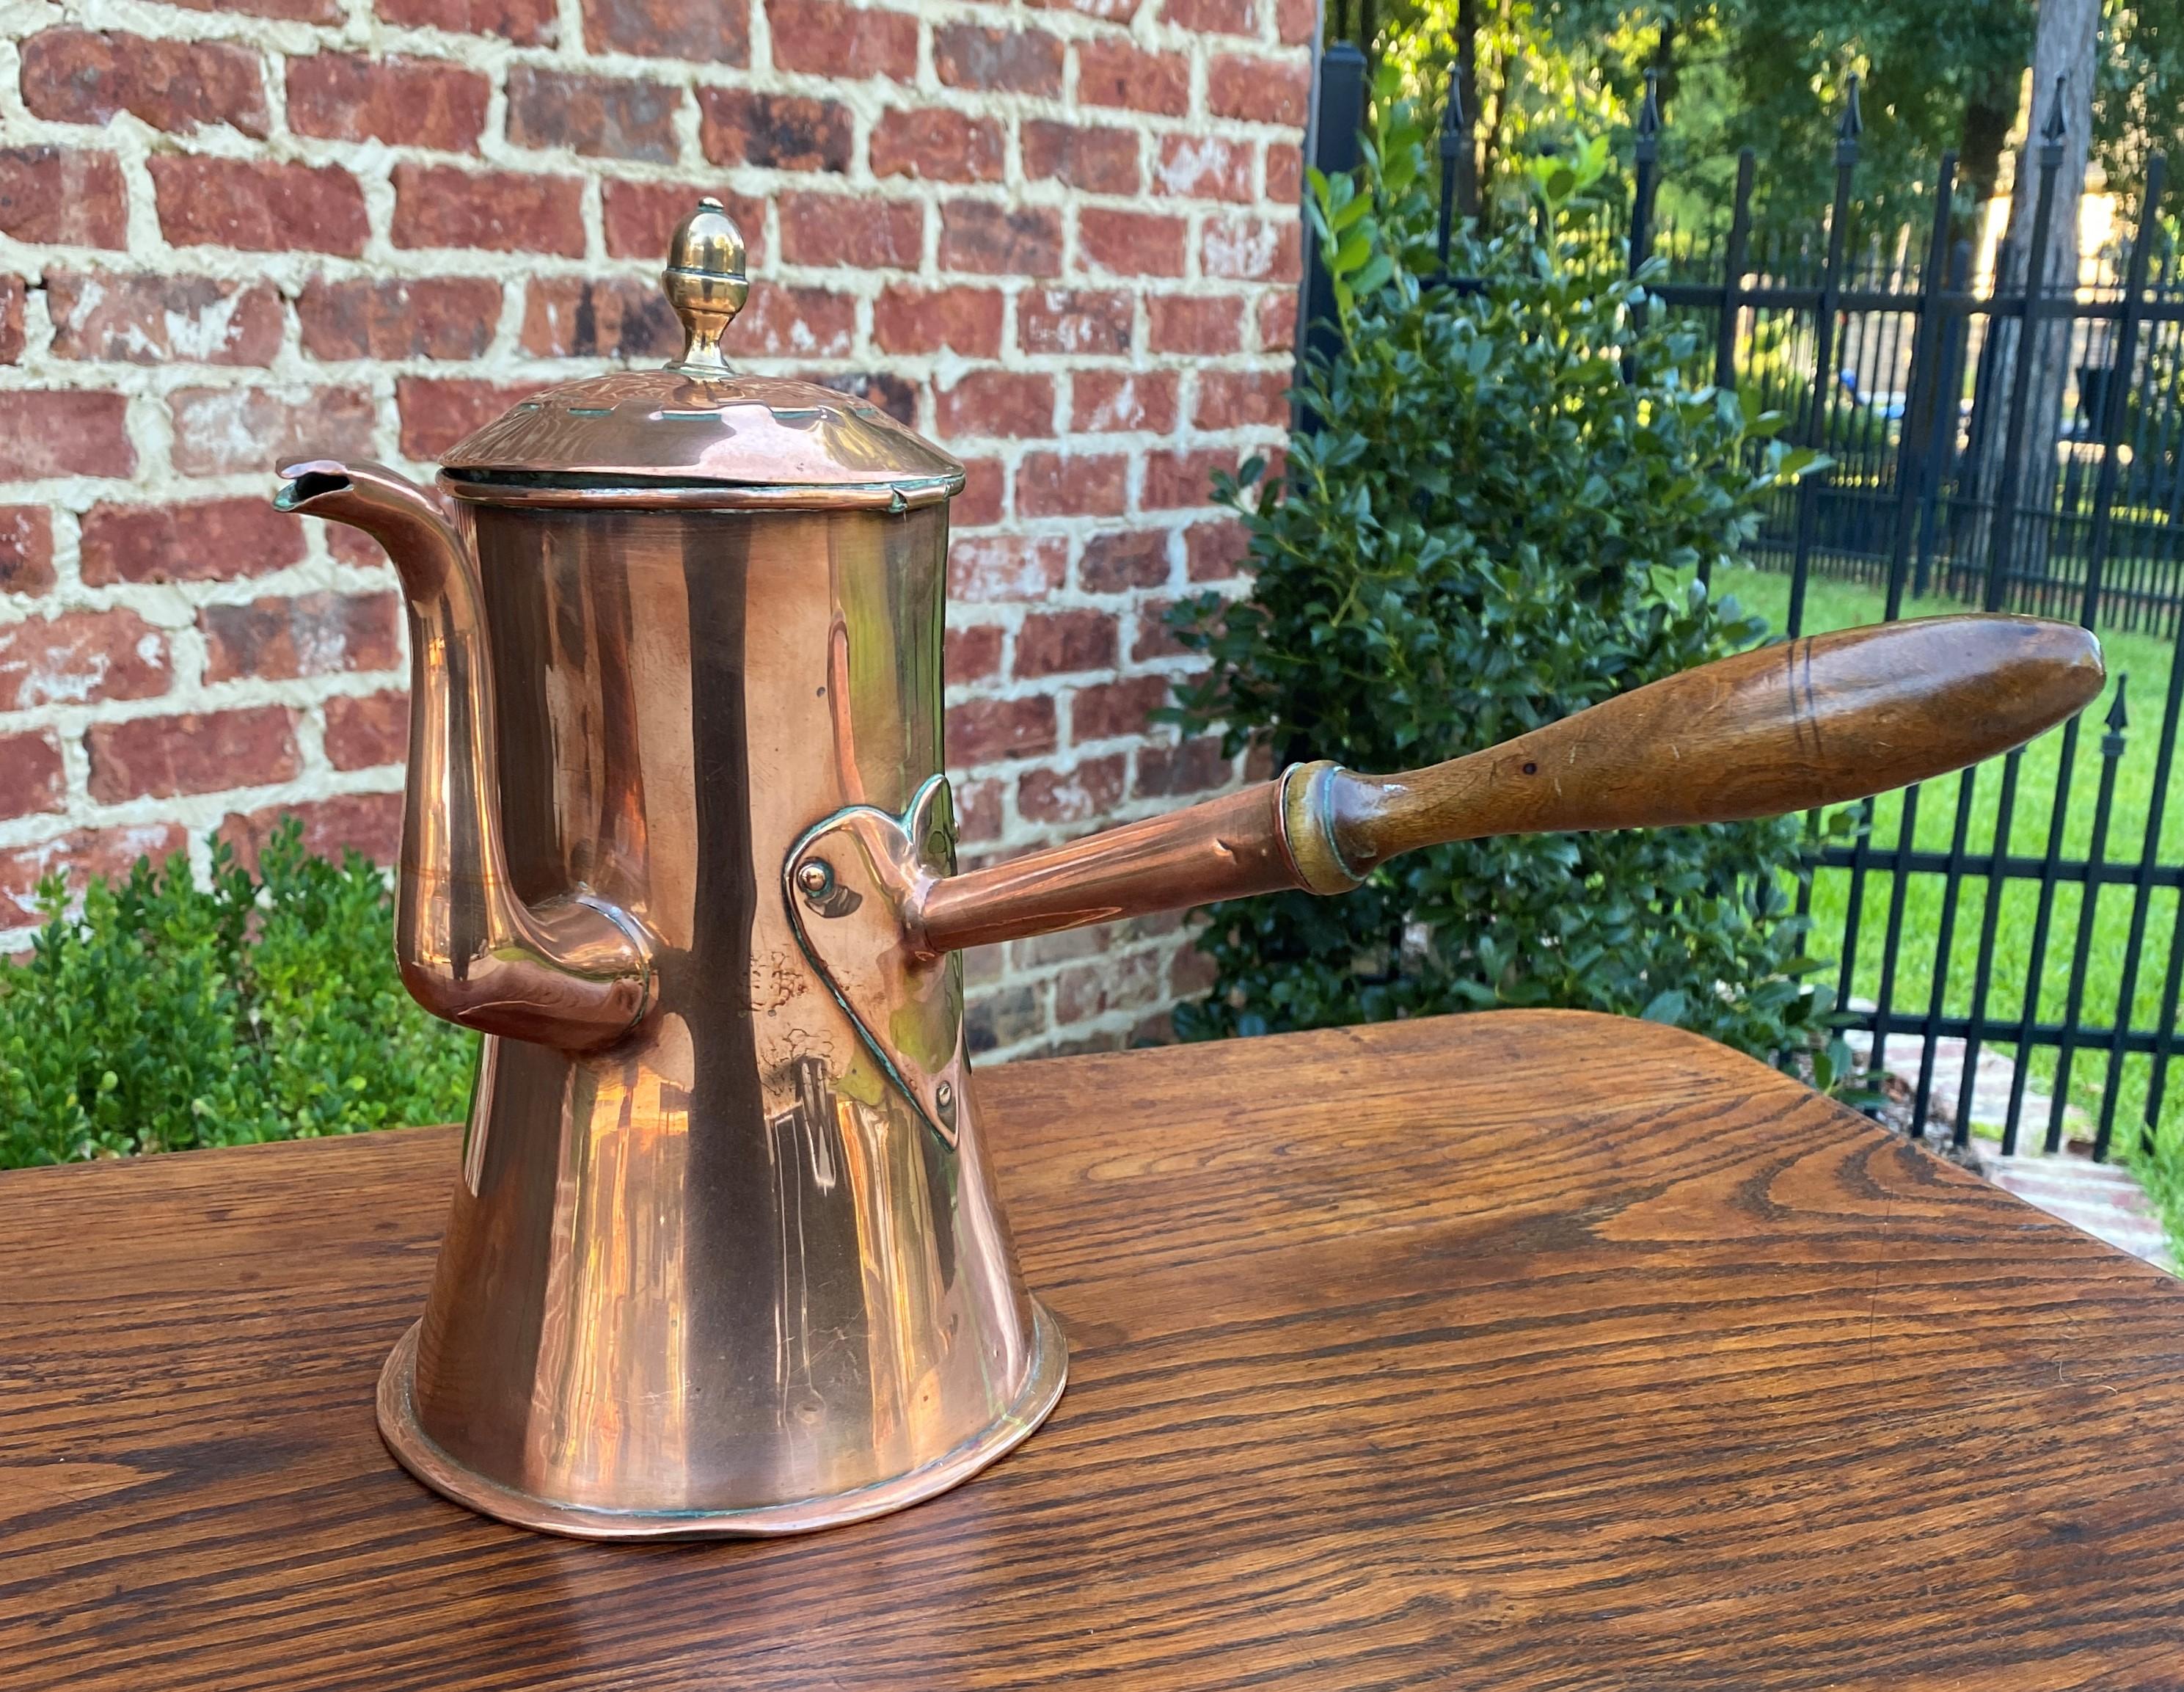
[795,859,833,897]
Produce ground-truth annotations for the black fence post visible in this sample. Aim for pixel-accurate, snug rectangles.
[1436,63,1463,277]
[1785,75,1861,638]
[1295,40,1368,416]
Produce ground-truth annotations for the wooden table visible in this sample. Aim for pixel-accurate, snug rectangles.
[6,1010,2184,1689]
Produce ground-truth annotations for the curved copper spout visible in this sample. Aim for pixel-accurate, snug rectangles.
[904,615,2106,955]
[274,459,653,1051]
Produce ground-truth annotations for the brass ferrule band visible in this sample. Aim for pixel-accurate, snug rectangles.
[1277,760,1365,896]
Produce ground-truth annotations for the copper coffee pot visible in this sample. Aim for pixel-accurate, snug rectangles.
[272,199,2103,1540]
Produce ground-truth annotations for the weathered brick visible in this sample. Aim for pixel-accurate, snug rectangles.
[288,54,487,152]
[1164,0,1255,34]
[0,147,127,247]
[47,272,284,366]
[1186,516,1251,580]
[324,690,410,771]
[780,192,923,269]
[1016,453,1128,517]
[1020,288,1133,356]
[222,792,405,869]
[954,457,1006,526]
[946,696,1057,763]
[80,500,304,587]
[0,508,55,595]
[1277,0,1315,44]
[935,371,1055,439]
[935,23,1064,95]
[172,0,337,20]
[1208,53,1311,125]
[1055,946,1164,1021]
[725,287,855,359]
[22,31,269,137]
[1257,288,1299,354]
[299,277,504,361]
[522,276,680,359]
[1023,121,1140,194]
[1078,208,1188,277]
[814,370,917,423]
[397,378,540,459]
[941,201,1062,277]
[1155,134,1254,201]
[583,0,749,61]
[0,392,135,480]
[945,624,1004,686]
[1137,734,1232,796]
[1149,294,1244,354]
[0,824,188,927]
[0,609,169,711]
[201,593,401,684]
[1071,673,1169,741]
[168,387,374,478]
[1015,608,1118,676]
[1202,214,1302,281]
[508,67,680,162]
[954,776,1004,845]
[0,279,21,365]
[1018,754,1125,823]
[1132,597,1188,660]
[1169,940,1219,1002]
[392,164,585,255]
[1143,446,1236,508]
[604,182,768,262]
[0,732,65,821]
[965,980,1042,1051]
[698,89,848,171]
[771,0,918,79]
[377,0,558,38]
[151,157,368,256]
[1075,40,1189,114]
[1074,369,1179,432]
[950,533,1066,600]
[1265,139,1304,205]
[1197,368,1290,429]
[873,285,1004,357]
[89,707,300,802]
[872,109,1005,184]
[1079,528,1171,591]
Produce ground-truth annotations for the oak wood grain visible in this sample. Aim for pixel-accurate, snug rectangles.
[2,1010,2181,1690]
[1331,615,2106,869]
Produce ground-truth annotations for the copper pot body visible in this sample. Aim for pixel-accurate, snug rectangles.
[382,497,1060,1536]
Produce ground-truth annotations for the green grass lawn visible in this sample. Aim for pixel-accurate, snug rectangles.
[1713,563,2184,1244]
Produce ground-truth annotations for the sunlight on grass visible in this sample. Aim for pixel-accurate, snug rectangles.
[1715,564,2184,1250]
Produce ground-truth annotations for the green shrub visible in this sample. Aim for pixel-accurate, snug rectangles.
[1164,76,1847,1076]
[0,820,477,1166]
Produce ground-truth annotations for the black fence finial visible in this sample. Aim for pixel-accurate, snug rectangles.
[2108,674,2131,735]
[1635,66,1662,162]
[1837,72,1863,142]
[1440,60,1464,153]
[2042,73,2069,151]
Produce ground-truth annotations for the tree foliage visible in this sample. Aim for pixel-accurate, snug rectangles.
[0,821,478,1165]
[1164,74,1849,1079]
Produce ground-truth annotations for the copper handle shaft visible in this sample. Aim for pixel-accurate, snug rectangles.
[915,615,2104,955]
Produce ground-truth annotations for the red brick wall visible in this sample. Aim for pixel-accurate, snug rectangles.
[0,0,1308,1057]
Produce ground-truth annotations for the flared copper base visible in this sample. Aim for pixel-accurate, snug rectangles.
[374,1302,1069,1541]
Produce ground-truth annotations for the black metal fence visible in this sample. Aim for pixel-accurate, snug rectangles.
[1299,46,2184,1166]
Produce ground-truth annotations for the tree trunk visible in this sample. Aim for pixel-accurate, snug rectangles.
[1962,0,2098,590]
[1454,0,1480,215]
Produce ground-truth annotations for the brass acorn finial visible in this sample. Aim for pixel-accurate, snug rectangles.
[662,197,749,374]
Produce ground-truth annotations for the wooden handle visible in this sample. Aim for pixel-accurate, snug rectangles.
[915,614,2103,953]
[1322,614,2105,874]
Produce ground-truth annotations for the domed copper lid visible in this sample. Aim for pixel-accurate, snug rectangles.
[439,199,963,510]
